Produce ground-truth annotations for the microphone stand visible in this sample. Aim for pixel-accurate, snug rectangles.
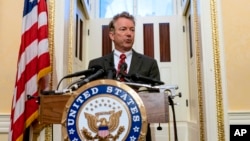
[66,78,85,89]
[56,77,65,90]
[124,82,180,141]
[168,96,178,141]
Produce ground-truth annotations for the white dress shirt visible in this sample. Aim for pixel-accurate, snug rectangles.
[113,49,132,73]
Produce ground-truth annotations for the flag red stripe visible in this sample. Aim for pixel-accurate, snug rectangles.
[38,25,48,40]
[15,58,38,100]
[38,0,47,12]
[38,53,50,73]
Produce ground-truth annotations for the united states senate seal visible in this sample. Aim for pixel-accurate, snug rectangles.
[62,79,147,141]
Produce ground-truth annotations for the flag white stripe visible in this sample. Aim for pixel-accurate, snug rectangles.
[8,131,12,141]
[38,12,47,28]
[22,5,38,33]
[38,39,49,56]
[25,75,38,97]
[13,91,25,122]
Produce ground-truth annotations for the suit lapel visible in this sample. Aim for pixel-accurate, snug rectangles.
[128,50,142,75]
[103,52,115,69]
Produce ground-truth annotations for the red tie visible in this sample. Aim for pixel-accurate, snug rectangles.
[117,54,127,81]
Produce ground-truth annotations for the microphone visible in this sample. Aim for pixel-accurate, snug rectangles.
[107,68,116,79]
[63,65,102,78]
[117,63,127,81]
[71,68,105,90]
[131,73,165,86]
[152,84,180,98]
[56,65,102,90]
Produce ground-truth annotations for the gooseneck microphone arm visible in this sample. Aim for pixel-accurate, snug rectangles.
[107,68,116,79]
[70,69,105,91]
[56,65,102,90]
[130,73,165,86]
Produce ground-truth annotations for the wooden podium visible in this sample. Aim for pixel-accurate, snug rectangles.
[36,80,169,140]
[39,92,169,124]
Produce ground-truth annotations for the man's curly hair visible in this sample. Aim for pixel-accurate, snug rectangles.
[108,11,135,31]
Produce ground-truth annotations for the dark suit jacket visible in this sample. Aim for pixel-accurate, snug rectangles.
[88,50,160,81]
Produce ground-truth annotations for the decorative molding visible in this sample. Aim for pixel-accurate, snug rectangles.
[228,111,250,125]
[81,0,90,19]
[193,0,205,140]
[210,0,226,141]
[181,0,190,15]
[0,114,10,133]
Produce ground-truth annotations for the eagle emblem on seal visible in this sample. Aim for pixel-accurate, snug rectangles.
[81,110,125,141]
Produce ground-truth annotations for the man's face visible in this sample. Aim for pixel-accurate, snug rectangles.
[109,17,135,52]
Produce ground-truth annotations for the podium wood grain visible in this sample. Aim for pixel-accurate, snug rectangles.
[139,93,169,123]
[39,93,168,124]
[39,94,71,124]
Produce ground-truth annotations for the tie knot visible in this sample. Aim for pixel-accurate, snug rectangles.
[120,54,126,60]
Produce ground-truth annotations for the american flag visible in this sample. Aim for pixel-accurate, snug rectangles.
[9,0,51,140]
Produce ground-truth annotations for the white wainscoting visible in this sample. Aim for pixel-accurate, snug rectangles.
[0,114,10,133]
[150,122,188,141]
[1,112,250,140]
[228,111,250,125]
[150,111,250,141]
[150,122,200,141]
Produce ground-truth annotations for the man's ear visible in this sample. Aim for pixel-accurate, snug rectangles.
[109,31,114,40]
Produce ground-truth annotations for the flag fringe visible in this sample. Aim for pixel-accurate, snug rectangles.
[37,66,51,82]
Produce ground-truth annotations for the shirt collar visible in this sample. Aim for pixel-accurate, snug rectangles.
[114,49,133,58]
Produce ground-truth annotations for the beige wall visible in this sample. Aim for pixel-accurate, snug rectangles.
[0,1,23,113]
[0,0,23,139]
[221,0,250,111]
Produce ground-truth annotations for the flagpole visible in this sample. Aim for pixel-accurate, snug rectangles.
[45,0,56,141]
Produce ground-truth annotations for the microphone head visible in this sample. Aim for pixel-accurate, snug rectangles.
[131,73,164,85]
[131,73,140,81]
[63,65,102,79]
[106,68,116,79]
[90,65,103,72]
[85,65,103,77]
[120,62,127,71]
[117,63,128,81]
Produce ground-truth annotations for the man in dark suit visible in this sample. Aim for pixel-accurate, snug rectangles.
[88,11,161,141]
[88,11,160,81]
